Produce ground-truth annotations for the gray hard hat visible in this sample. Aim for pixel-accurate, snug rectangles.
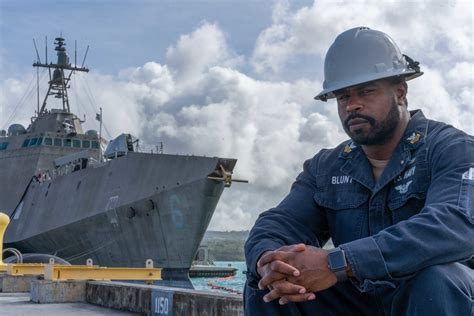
[315,27,423,101]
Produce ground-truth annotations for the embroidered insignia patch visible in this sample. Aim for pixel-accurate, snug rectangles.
[407,132,421,144]
[462,167,474,180]
[343,142,357,154]
[395,180,413,194]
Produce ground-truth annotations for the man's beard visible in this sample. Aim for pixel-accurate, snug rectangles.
[343,98,400,146]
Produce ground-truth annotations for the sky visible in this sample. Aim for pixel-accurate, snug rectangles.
[0,0,473,231]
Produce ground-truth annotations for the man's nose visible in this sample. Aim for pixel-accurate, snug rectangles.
[345,93,363,112]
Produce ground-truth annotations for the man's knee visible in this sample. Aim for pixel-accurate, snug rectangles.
[409,263,472,294]
[410,264,452,290]
[392,263,473,315]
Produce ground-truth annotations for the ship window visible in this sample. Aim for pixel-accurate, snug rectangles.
[82,140,90,148]
[54,138,62,146]
[63,139,72,147]
[73,139,81,148]
[29,138,38,146]
[44,138,53,146]
[91,141,100,149]
[0,142,8,150]
[22,139,30,147]
[37,137,43,146]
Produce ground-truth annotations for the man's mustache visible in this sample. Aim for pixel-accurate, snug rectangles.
[344,114,376,128]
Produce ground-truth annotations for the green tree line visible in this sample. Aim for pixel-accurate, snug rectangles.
[200,230,249,261]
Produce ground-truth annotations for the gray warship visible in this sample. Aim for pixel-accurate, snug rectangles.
[0,37,238,287]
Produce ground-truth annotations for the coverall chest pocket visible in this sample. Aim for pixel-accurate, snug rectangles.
[313,175,369,245]
[387,164,429,223]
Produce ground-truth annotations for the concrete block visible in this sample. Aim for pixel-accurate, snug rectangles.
[30,279,87,303]
[86,281,151,314]
[0,273,5,291]
[1,275,38,292]
[86,281,244,316]
[173,290,243,316]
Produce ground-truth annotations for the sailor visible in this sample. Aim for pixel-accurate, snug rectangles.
[244,27,474,315]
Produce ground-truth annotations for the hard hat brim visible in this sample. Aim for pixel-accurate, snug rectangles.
[314,69,423,101]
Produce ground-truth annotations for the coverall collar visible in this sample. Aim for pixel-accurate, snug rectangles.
[339,109,428,192]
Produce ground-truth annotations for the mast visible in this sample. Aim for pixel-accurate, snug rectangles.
[99,107,103,162]
[33,37,89,115]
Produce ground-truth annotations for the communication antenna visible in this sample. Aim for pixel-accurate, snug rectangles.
[45,36,48,64]
[33,39,41,114]
[75,40,77,67]
[81,45,89,68]
[46,36,51,81]
[65,41,88,83]
[33,39,41,63]
[98,107,103,162]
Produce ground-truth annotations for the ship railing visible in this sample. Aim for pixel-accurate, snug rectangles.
[134,141,164,154]
[34,156,99,184]
[33,141,164,184]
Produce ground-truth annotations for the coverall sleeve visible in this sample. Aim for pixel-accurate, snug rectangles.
[244,155,330,288]
[340,137,474,287]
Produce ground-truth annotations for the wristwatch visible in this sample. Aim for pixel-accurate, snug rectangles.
[327,247,348,282]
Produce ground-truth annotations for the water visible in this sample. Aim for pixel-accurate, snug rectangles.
[191,261,246,295]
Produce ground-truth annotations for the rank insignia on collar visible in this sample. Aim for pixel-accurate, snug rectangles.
[407,132,421,144]
[343,142,357,154]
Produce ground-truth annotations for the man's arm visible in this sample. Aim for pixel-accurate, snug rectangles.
[340,137,474,289]
[245,155,330,288]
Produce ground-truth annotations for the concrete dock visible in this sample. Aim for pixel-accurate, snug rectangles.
[0,292,135,315]
[0,274,244,315]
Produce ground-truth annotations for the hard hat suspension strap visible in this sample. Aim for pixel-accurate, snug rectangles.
[403,54,421,73]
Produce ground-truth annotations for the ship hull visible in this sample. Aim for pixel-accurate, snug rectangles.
[4,152,235,287]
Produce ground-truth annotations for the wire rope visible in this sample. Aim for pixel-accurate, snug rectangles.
[1,69,47,130]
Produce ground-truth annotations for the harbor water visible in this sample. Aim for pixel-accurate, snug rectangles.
[191,261,246,295]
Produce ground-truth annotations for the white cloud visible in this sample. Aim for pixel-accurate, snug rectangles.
[0,76,39,131]
[409,67,457,123]
[208,195,253,231]
[166,21,243,83]
[251,0,473,78]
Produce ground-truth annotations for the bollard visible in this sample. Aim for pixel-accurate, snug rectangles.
[0,212,11,272]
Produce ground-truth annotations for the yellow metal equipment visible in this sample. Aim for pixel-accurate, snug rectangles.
[0,212,11,272]
[44,264,162,281]
[6,258,161,282]
[6,262,94,276]
[7,263,49,276]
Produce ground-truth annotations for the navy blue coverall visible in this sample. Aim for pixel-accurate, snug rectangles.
[244,110,474,315]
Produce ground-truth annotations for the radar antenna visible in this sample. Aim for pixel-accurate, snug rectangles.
[33,37,89,115]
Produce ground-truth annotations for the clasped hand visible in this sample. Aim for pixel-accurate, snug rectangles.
[256,244,337,305]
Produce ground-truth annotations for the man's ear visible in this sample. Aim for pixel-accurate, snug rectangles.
[395,82,408,106]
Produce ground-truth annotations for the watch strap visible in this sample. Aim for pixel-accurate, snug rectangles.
[334,267,348,282]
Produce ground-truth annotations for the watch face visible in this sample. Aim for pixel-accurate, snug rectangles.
[328,250,346,270]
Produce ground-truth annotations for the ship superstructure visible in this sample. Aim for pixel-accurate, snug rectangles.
[0,37,100,214]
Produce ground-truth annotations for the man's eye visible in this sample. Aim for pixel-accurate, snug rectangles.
[337,95,349,101]
[360,89,374,96]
